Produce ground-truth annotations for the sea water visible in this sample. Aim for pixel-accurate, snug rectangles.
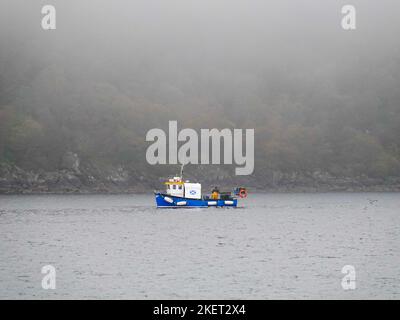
[0,193,399,299]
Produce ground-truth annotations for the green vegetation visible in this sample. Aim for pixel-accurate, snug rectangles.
[1,53,400,182]
[1,1,400,185]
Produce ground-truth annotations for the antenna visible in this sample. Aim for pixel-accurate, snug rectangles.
[180,163,185,180]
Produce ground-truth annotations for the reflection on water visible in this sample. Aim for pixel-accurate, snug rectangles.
[0,193,399,299]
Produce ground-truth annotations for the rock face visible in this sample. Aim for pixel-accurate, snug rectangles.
[1,160,400,193]
[61,152,80,173]
[0,160,148,194]
[249,169,400,192]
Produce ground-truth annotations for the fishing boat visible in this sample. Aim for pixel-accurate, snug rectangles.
[154,165,247,208]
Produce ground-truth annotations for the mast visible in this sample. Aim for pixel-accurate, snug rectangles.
[180,163,185,180]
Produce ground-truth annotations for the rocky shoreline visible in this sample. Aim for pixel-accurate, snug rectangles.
[1,161,400,194]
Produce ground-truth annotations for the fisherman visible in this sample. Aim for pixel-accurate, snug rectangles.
[211,186,220,200]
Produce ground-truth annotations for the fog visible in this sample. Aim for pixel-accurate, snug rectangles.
[1,0,400,190]
[3,1,399,68]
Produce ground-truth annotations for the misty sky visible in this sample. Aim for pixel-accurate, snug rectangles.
[2,0,400,77]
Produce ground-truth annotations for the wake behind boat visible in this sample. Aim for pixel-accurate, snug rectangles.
[154,165,247,208]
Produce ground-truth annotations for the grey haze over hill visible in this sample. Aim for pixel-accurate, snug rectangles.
[1,0,400,192]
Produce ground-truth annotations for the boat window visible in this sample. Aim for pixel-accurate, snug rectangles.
[178,185,182,190]
[173,185,176,190]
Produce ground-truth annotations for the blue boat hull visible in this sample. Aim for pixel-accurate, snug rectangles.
[155,193,237,208]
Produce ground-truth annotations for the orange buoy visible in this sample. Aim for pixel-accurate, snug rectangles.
[239,188,247,198]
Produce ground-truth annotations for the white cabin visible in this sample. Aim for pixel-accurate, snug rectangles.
[164,177,201,199]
